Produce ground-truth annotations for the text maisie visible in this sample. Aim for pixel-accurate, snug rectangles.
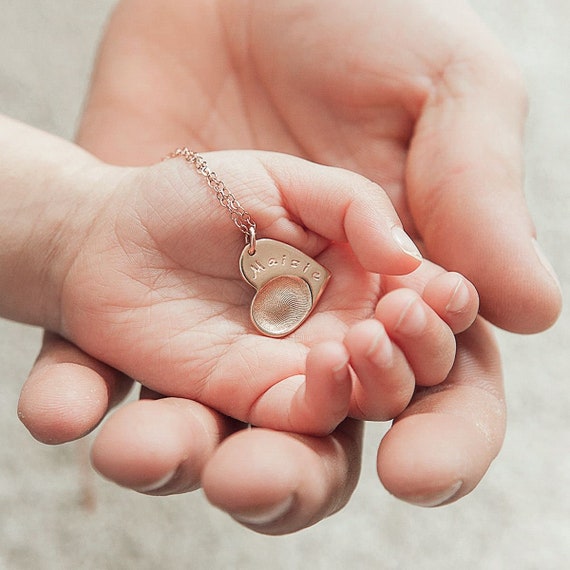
[246,254,323,281]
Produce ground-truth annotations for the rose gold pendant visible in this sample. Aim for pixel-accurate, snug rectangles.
[239,238,330,337]
[168,149,331,337]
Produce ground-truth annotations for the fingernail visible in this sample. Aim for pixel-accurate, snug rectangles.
[132,469,177,493]
[392,226,422,262]
[395,297,427,335]
[408,480,463,508]
[366,326,393,367]
[332,357,350,383]
[445,275,470,314]
[532,239,562,292]
[232,495,294,526]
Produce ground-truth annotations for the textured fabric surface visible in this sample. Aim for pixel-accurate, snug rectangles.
[0,1,568,568]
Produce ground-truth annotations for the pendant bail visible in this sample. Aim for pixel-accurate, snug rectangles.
[247,226,257,256]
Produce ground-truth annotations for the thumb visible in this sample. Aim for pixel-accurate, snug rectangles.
[162,150,424,275]
[407,52,561,333]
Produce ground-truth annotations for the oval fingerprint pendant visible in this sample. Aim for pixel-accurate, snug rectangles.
[239,239,331,337]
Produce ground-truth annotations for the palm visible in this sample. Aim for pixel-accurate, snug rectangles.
[85,0,475,231]
[220,0,434,222]
[60,156,380,428]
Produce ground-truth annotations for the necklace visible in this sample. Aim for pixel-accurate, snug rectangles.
[167,148,331,337]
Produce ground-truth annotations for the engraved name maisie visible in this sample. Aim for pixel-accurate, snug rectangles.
[248,253,322,281]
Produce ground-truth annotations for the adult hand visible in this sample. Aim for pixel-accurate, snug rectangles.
[78,0,562,332]
[20,0,556,533]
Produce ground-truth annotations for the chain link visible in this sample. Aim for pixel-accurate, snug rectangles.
[166,148,257,240]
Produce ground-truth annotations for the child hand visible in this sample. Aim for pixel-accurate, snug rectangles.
[56,150,477,434]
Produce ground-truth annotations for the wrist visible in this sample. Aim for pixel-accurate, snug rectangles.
[0,116,103,330]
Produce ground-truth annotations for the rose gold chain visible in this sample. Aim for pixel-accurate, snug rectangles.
[166,148,257,245]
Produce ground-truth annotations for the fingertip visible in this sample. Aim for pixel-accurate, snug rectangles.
[307,340,350,368]
[91,400,182,491]
[92,397,234,495]
[352,223,423,276]
[18,363,110,444]
[375,317,504,507]
[203,422,362,535]
[202,429,302,534]
[375,289,456,387]
[421,210,562,333]
[377,413,495,507]
[19,333,132,444]
[345,320,414,421]
[92,399,215,494]
[332,177,422,275]
[479,239,562,333]
[232,495,296,527]
[297,341,352,435]
[423,272,479,333]
[391,226,423,265]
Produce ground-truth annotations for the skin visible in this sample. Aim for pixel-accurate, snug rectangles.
[3,115,475,433]
[17,0,562,534]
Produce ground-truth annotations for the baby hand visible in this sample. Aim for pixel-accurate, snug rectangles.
[56,150,477,434]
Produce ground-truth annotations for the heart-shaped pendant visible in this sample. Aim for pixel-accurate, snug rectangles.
[239,239,331,337]
[166,150,332,337]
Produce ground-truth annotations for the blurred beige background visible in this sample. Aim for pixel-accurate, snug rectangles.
[0,1,568,568]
